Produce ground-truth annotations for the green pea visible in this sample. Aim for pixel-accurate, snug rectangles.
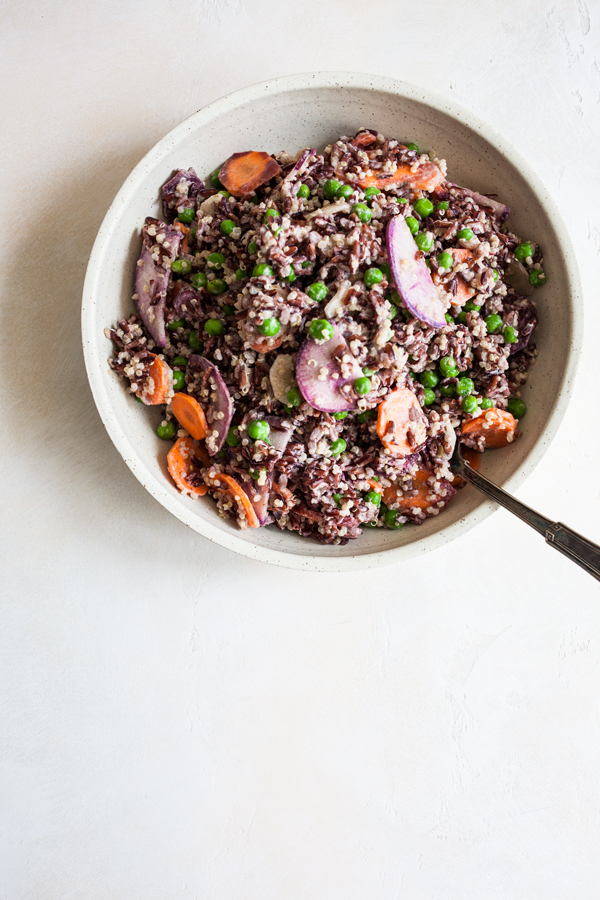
[461,396,480,415]
[332,411,348,420]
[172,355,188,366]
[330,438,347,456]
[222,304,235,316]
[248,240,257,255]
[388,306,398,320]
[262,209,278,224]
[414,232,434,253]
[352,203,372,223]
[485,313,503,334]
[188,330,203,352]
[323,179,342,200]
[514,242,534,262]
[492,268,499,282]
[157,420,177,440]
[306,282,328,302]
[445,313,454,324]
[388,289,400,305]
[210,167,224,190]
[253,263,274,278]
[480,398,494,410]
[167,318,185,331]
[438,251,454,269]
[192,272,208,289]
[362,367,374,376]
[384,509,403,529]
[207,252,225,269]
[177,207,195,224]
[286,386,302,407]
[364,490,381,506]
[357,409,377,424]
[422,388,436,405]
[529,270,546,286]
[336,184,354,200]
[456,377,474,396]
[220,219,236,236]
[439,356,459,378]
[333,493,344,507]
[354,376,371,395]
[207,279,227,295]
[436,201,449,211]
[396,197,408,204]
[457,228,474,241]
[204,318,224,336]
[171,259,191,275]
[247,419,270,441]
[249,467,265,480]
[503,325,518,344]
[364,186,382,201]
[226,427,240,446]
[413,198,434,218]
[406,216,419,235]
[297,184,310,199]
[405,142,419,153]
[439,383,455,398]
[172,370,185,391]
[134,393,143,403]
[301,261,312,269]
[285,270,297,283]
[258,317,280,337]
[309,319,334,341]
[364,267,384,288]
[420,370,439,389]
[379,262,391,279]
[457,311,468,325]
[235,268,246,281]
[464,300,482,312]
[218,190,231,198]
[507,397,527,418]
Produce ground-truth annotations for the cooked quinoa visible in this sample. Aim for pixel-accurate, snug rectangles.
[106,130,542,543]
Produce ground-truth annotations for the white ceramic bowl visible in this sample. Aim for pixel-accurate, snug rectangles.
[82,72,582,571]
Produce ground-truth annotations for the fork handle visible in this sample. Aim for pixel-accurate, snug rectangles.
[456,459,600,582]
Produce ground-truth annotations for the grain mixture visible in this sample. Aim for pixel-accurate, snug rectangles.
[106,131,543,543]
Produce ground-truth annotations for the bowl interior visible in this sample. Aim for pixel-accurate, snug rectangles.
[82,74,580,570]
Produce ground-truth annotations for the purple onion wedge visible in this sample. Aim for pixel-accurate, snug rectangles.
[386,216,446,329]
[264,416,294,453]
[161,168,204,223]
[295,323,362,413]
[450,184,510,223]
[238,417,294,525]
[188,356,234,455]
[134,218,182,347]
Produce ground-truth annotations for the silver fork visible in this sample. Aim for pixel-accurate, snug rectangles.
[451,442,600,582]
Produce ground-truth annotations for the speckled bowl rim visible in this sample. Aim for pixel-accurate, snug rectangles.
[82,72,583,572]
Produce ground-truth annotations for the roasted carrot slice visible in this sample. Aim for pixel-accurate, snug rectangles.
[376,388,428,457]
[139,354,173,405]
[367,478,382,493]
[382,466,434,511]
[461,408,518,449]
[172,221,189,254]
[208,472,260,528]
[167,436,208,496]
[219,151,281,197]
[449,248,476,305]
[355,160,444,193]
[171,392,208,440]
[248,335,285,354]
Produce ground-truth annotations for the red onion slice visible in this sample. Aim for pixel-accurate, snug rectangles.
[188,356,233,455]
[295,323,362,413]
[386,216,446,329]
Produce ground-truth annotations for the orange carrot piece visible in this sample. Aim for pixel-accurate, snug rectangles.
[208,472,260,528]
[376,388,427,457]
[355,160,444,193]
[219,151,281,197]
[194,441,212,467]
[449,248,476,305]
[171,393,208,440]
[139,354,173,405]
[167,436,208,496]
[381,466,435,512]
[460,408,518,449]
[248,334,285,354]
[172,222,189,254]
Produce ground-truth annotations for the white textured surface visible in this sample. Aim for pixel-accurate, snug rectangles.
[1,1,600,897]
